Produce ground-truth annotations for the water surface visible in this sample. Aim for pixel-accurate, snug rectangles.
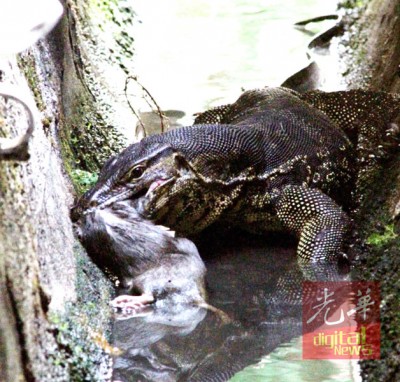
[131,0,338,126]
[111,232,360,381]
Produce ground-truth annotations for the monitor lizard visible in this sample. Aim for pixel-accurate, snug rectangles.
[71,87,399,264]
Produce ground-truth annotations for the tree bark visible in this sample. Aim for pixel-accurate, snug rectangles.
[341,0,400,92]
[0,0,137,380]
[339,1,400,381]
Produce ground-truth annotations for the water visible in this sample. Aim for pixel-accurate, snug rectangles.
[111,1,362,381]
[230,337,361,382]
[111,231,362,382]
[131,0,338,128]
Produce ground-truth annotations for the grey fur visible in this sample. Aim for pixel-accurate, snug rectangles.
[77,201,206,303]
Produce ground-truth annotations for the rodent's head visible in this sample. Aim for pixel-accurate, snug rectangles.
[75,200,186,284]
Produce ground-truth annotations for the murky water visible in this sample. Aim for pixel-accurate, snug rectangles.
[112,1,362,381]
[230,337,361,382]
[112,231,361,381]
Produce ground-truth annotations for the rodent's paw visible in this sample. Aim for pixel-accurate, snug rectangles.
[110,293,154,320]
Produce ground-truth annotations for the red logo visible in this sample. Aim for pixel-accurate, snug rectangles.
[302,281,380,359]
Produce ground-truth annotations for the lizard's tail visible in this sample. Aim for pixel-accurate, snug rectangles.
[301,89,399,210]
[300,89,400,152]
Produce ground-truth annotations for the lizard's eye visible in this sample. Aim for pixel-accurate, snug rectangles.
[130,165,145,179]
[123,165,146,182]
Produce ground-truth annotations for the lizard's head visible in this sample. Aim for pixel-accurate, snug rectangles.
[72,124,250,235]
[71,139,197,225]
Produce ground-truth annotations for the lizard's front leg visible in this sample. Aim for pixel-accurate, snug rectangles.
[274,185,350,262]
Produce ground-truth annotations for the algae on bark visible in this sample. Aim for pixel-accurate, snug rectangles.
[0,0,140,380]
[337,1,400,381]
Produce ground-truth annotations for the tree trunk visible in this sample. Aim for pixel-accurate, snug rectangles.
[339,1,400,381]
[0,0,137,380]
[340,0,400,92]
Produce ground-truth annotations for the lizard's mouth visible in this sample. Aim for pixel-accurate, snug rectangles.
[134,176,176,217]
[145,177,175,198]
[143,176,175,201]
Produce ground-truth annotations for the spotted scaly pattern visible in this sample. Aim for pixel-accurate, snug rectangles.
[275,185,348,262]
[300,90,400,205]
[73,87,399,262]
[300,90,399,147]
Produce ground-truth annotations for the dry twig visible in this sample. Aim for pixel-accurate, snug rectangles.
[124,76,168,137]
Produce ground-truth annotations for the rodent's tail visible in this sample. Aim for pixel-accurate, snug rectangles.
[197,301,232,324]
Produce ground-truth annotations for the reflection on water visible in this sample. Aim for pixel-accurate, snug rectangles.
[230,337,361,382]
[111,232,359,381]
[112,233,300,381]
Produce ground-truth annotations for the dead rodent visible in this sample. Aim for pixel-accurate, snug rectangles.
[74,200,208,312]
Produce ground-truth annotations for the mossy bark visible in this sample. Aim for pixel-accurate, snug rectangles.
[339,0,400,381]
[0,0,138,381]
[341,0,400,92]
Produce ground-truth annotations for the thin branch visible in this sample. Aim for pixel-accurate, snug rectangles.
[124,76,147,137]
[125,75,168,134]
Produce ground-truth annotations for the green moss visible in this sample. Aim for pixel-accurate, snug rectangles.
[56,0,133,194]
[352,154,400,381]
[59,88,124,196]
[18,48,113,180]
[70,169,99,194]
[366,224,398,246]
[88,0,136,73]
[42,116,53,128]
[17,53,46,111]
[90,0,118,18]
[48,243,114,381]
[339,0,369,9]
[355,234,400,381]
[48,307,109,381]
